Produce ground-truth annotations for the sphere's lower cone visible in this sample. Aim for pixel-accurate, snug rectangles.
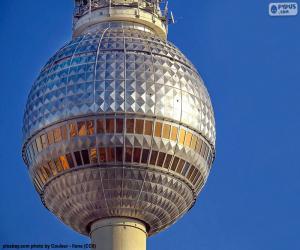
[91,218,147,250]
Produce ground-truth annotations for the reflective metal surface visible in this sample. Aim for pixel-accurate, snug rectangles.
[22,17,216,236]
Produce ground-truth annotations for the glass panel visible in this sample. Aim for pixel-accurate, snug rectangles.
[176,159,185,174]
[133,148,142,163]
[42,165,52,178]
[187,165,195,180]
[106,119,115,133]
[37,169,46,184]
[66,153,75,168]
[126,119,134,133]
[61,125,68,140]
[135,119,144,134]
[41,134,48,149]
[97,119,105,133]
[87,120,95,135]
[47,130,55,144]
[78,121,87,136]
[190,135,197,150]
[48,161,58,176]
[69,123,78,137]
[170,126,178,141]
[163,154,172,168]
[144,120,153,136]
[82,150,90,164]
[98,147,107,162]
[53,128,62,142]
[178,129,186,145]
[89,148,98,164]
[141,149,150,164]
[150,150,158,165]
[116,147,123,162]
[59,155,70,170]
[74,151,83,166]
[54,159,64,172]
[157,152,166,167]
[184,132,192,147]
[116,119,124,133]
[107,147,115,162]
[192,171,201,185]
[162,124,171,139]
[190,168,199,183]
[36,137,43,152]
[125,147,133,162]
[40,167,49,181]
[171,157,179,171]
[154,122,162,137]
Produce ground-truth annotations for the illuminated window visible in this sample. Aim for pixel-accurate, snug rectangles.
[154,122,162,137]
[59,155,70,170]
[98,147,107,162]
[133,148,142,163]
[74,151,83,166]
[125,147,133,162]
[89,148,98,164]
[141,149,150,164]
[97,119,105,133]
[107,147,115,162]
[170,126,178,141]
[81,150,90,164]
[36,137,43,152]
[54,159,64,172]
[66,153,75,168]
[162,124,171,139]
[116,119,124,133]
[126,119,134,133]
[78,121,87,136]
[163,154,172,168]
[116,147,123,162]
[184,132,192,147]
[87,120,95,135]
[171,157,179,171]
[135,120,144,134]
[41,134,48,149]
[106,119,115,133]
[144,121,153,136]
[61,125,68,140]
[48,161,58,176]
[47,130,55,145]
[182,162,190,176]
[190,135,197,150]
[178,129,186,145]
[53,128,62,142]
[176,159,185,174]
[150,150,158,165]
[69,123,78,137]
[157,152,166,167]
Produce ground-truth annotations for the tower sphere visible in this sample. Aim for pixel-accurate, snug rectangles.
[22,0,216,238]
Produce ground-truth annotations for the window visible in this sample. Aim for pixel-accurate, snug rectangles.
[182,162,190,176]
[74,151,83,166]
[135,119,144,134]
[107,147,115,162]
[69,123,78,137]
[32,141,38,155]
[125,147,133,162]
[150,150,158,165]
[200,143,206,158]
[170,126,178,141]
[66,153,75,168]
[192,171,201,185]
[78,121,87,136]
[54,159,64,172]
[162,124,171,139]
[48,161,58,176]
[97,119,105,133]
[154,122,162,137]
[36,137,43,152]
[116,147,123,162]
[157,152,166,167]
[187,165,195,180]
[61,125,68,140]
[59,155,70,170]
[144,121,153,136]
[87,120,95,135]
[41,134,48,149]
[190,135,197,150]
[178,129,186,145]
[133,148,142,163]
[89,148,98,164]
[163,154,172,168]
[126,119,134,133]
[53,128,62,142]
[98,147,107,162]
[196,138,203,153]
[171,157,179,171]
[81,150,90,164]
[106,119,115,133]
[176,159,185,174]
[141,149,150,164]
[184,132,192,147]
[190,168,199,183]
[116,119,123,133]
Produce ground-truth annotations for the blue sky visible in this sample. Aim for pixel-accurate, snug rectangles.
[1,0,300,249]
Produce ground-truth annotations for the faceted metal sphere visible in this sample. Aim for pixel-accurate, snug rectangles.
[22,22,216,236]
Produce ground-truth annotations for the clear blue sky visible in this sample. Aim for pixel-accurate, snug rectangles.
[1,0,299,249]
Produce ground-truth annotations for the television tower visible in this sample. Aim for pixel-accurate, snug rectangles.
[22,1,216,249]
